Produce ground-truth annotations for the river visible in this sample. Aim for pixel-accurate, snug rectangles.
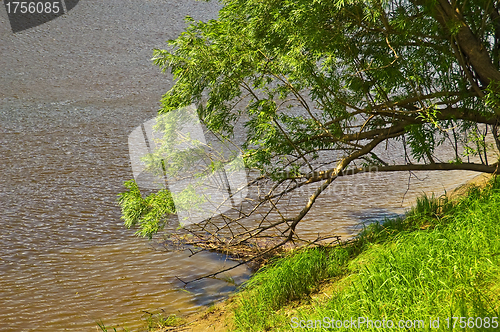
[0,1,482,330]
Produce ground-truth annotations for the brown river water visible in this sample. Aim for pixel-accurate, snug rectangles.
[0,1,485,331]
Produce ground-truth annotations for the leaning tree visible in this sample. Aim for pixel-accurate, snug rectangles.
[119,0,500,259]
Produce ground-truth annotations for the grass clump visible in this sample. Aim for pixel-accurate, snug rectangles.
[96,320,130,332]
[96,312,185,332]
[234,246,350,331]
[142,312,186,330]
[233,176,500,331]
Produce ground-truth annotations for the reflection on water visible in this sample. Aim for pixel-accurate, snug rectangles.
[0,0,486,331]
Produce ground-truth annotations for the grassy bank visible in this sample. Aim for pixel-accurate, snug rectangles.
[231,176,500,331]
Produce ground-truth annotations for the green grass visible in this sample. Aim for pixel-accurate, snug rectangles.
[96,320,130,332]
[142,312,186,330]
[233,246,351,331]
[96,312,185,332]
[233,177,500,331]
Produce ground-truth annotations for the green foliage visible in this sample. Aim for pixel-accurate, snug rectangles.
[464,129,488,158]
[122,0,500,238]
[118,180,175,239]
[405,124,438,162]
[485,80,500,111]
[150,0,499,176]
